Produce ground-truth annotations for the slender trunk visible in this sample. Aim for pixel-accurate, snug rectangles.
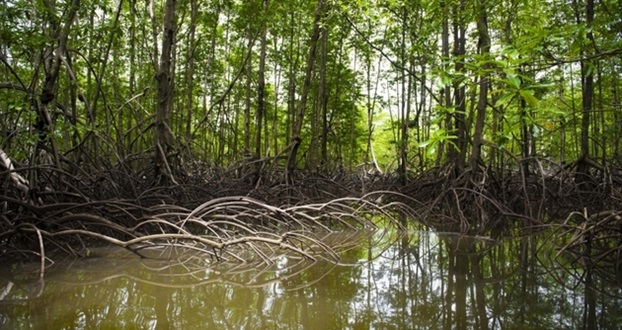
[438,0,450,167]
[36,0,80,171]
[204,5,220,156]
[256,0,268,160]
[319,23,329,167]
[398,6,409,184]
[154,0,177,183]
[272,37,281,157]
[470,0,490,170]
[520,106,530,174]
[185,0,198,151]
[415,62,426,166]
[254,0,269,182]
[286,0,323,180]
[577,0,594,178]
[286,11,298,147]
[127,0,137,155]
[364,44,373,169]
[582,0,594,159]
[452,7,467,173]
[244,31,253,154]
[597,63,604,160]
[612,61,620,158]
[149,0,160,71]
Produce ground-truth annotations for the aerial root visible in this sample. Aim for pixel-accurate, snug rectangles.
[4,193,412,265]
[554,209,622,285]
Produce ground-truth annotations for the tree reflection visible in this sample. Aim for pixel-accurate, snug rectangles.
[1,230,622,329]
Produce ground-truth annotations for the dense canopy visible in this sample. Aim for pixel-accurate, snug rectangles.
[1,0,620,178]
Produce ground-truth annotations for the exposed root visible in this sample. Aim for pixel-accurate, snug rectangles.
[2,151,622,273]
[554,209,622,287]
[0,165,414,266]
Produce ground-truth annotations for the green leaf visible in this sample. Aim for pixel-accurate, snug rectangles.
[506,75,521,89]
[441,75,452,87]
[493,60,509,68]
[495,92,516,107]
[497,135,510,148]
[583,62,594,77]
[530,83,555,89]
[418,140,432,148]
[519,89,538,107]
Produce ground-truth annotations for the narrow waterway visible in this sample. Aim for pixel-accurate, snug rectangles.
[1,229,620,329]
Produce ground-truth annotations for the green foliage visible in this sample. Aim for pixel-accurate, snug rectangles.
[418,128,457,157]
[0,0,620,174]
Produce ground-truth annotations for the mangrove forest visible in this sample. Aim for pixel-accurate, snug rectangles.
[1,0,622,328]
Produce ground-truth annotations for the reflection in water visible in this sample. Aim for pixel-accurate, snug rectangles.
[1,230,621,329]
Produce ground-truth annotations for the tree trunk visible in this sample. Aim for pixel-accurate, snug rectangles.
[244,31,253,154]
[154,0,177,184]
[36,0,80,171]
[185,0,197,153]
[286,0,323,181]
[438,0,450,167]
[451,7,467,173]
[254,0,269,182]
[398,6,410,184]
[319,22,329,168]
[578,0,594,172]
[470,0,490,170]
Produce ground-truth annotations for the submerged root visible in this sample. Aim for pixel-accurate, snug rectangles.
[554,209,622,287]
[0,173,413,268]
[2,154,622,276]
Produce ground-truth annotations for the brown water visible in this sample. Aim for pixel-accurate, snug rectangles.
[1,230,621,329]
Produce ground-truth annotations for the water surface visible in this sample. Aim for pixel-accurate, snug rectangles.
[1,230,621,329]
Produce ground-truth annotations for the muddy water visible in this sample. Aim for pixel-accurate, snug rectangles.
[1,230,621,329]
